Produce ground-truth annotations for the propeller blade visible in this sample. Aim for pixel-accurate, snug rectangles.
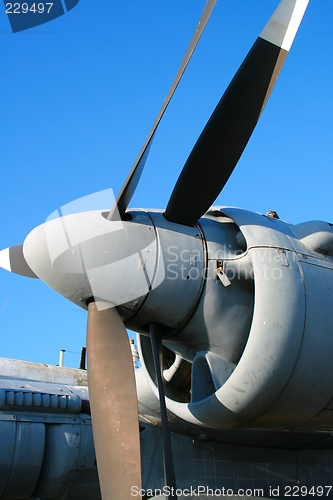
[107,0,217,221]
[164,0,309,226]
[86,301,141,499]
[150,323,177,499]
[0,244,38,278]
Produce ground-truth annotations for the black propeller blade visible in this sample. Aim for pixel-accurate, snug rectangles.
[86,302,141,498]
[107,0,217,222]
[164,1,306,226]
[150,323,177,499]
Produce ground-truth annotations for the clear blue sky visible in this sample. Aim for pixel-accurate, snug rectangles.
[0,1,332,367]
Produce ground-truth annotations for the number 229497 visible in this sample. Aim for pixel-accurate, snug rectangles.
[5,3,53,14]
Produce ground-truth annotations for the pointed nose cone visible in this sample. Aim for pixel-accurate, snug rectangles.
[23,210,159,310]
[23,215,93,308]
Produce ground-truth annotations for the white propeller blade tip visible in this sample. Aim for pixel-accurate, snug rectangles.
[0,248,11,273]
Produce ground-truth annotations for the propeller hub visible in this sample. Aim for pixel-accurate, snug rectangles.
[23,210,158,310]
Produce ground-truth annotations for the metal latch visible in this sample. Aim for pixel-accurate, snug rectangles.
[216,262,231,287]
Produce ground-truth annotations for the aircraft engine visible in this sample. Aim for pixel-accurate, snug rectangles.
[136,207,333,431]
[1,0,327,493]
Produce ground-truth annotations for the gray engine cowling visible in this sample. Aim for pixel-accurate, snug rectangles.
[137,208,333,431]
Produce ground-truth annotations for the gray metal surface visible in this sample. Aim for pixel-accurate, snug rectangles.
[126,212,206,335]
[0,414,100,500]
[139,424,333,499]
[0,387,81,414]
[0,355,333,498]
[161,213,254,362]
[0,421,15,497]
[136,207,333,432]
[0,357,88,386]
[1,422,44,499]
[33,420,99,500]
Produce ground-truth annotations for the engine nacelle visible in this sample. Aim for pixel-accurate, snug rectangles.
[137,208,333,431]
